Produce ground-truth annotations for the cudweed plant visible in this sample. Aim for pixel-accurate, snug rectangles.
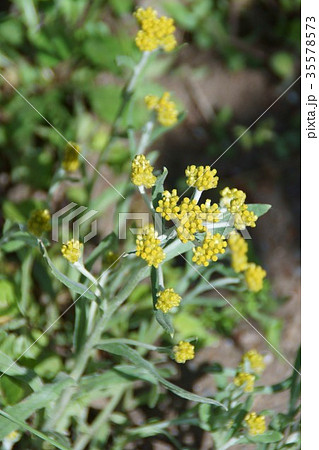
[0,7,300,450]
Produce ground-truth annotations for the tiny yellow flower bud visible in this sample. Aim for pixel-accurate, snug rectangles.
[227,231,248,273]
[192,232,227,266]
[234,372,255,392]
[62,142,81,172]
[136,224,165,268]
[145,92,178,127]
[244,263,266,292]
[234,205,258,230]
[173,341,195,364]
[61,239,83,263]
[245,412,266,436]
[27,209,51,237]
[185,165,219,191]
[134,7,177,53]
[176,197,206,243]
[242,349,265,374]
[131,154,157,189]
[220,187,246,212]
[156,189,180,220]
[155,288,181,313]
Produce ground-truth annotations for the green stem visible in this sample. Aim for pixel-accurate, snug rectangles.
[73,389,124,450]
[45,264,150,431]
[157,265,164,290]
[136,120,154,155]
[88,51,151,194]
[138,185,154,213]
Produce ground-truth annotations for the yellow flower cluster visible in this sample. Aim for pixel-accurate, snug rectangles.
[244,263,267,293]
[156,190,220,244]
[62,142,81,172]
[61,239,82,263]
[177,197,207,243]
[220,187,246,212]
[245,412,266,436]
[185,165,219,191]
[234,372,256,392]
[227,231,248,273]
[192,232,227,266]
[234,205,258,230]
[27,209,51,237]
[220,187,258,230]
[156,189,180,220]
[241,349,265,374]
[145,92,178,127]
[136,224,165,268]
[156,288,181,313]
[134,7,177,53]
[227,232,266,292]
[234,349,265,393]
[199,199,220,223]
[173,341,195,363]
[131,154,157,189]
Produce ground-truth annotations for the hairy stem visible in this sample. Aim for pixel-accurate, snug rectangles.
[73,389,124,450]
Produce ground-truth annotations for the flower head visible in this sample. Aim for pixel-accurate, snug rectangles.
[220,187,246,213]
[245,263,266,292]
[198,199,220,223]
[173,341,195,363]
[134,7,177,53]
[62,142,81,172]
[145,92,178,126]
[245,412,266,436]
[192,232,227,266]
[61,239,82,263]
[136,224,165,268]
[176,197,206,243]
[131,154,157,189]
[234,205,258,230]
[241,349,265,374]
[156,189,180,220]
[227,231,248,273]
[156,288,181,313]
[185,165,219,191]
[27,209,51,237]
[234,372,255,392]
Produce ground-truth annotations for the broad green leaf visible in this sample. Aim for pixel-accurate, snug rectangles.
[0,375,32,405]
[1,231,39,252]
[248,430,283,443]
[154,310,174,336]
[246,204,272,217]
[73,298,88,354]
[0,376,75,438]
[98,343,226,408]
[0,351,42,392]
[39,242,96,301]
